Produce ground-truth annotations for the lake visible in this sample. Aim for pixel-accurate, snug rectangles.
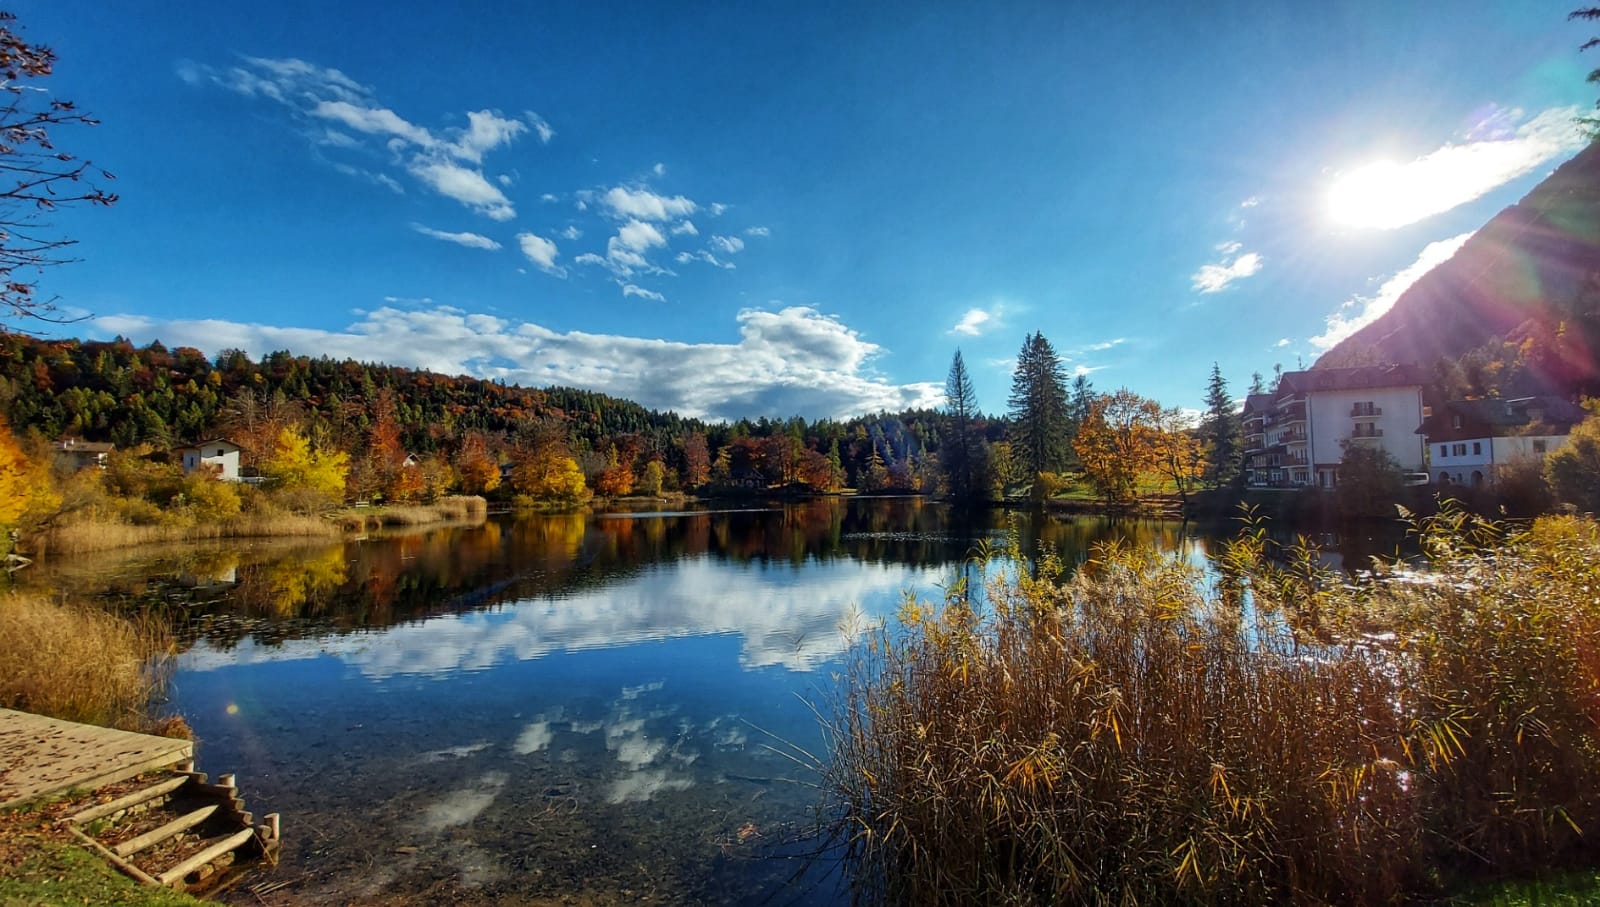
[25,499,1232,904]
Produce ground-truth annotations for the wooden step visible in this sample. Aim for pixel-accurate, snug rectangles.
[156,828,256,887]
[112,804,218,857]
[68,775,188,825]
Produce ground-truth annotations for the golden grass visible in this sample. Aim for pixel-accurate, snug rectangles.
[338,494,488,530]
[33,510,338,556]
[827,508,1600,905]
[0,593,176,732]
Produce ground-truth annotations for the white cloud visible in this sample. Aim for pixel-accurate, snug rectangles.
[652,162,666,176]
[1311,231,1473,349]
[92,305,943,422]
[1191,250,1263,294]
[708,203,727,216]
[560,225,582,240]
[446,109,527,163]
[1072,364,1103,377]
[675,250,734,270]
[541,193,559,203]
[309,99,434,146]
[1084,338,1126,352]
[1275,338,1291,347]
[1240,196,1261,208]
[185,56,534,221]
[525,111,555,144]
[408,159,517,221]
[1328,105,1586,230]
[516,232,563,275]
[622,284,666,302]
[745,226,771,237]
[709,235,745,255]
[947,308,992,337]
[1216,240,1242,255]
[411,224,501,250]
[332,163,405,194]
[603,186,697,221]
[615,219,667,252]
[670,221,698,236]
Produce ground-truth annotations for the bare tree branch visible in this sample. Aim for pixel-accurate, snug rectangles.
[0,11,116,328]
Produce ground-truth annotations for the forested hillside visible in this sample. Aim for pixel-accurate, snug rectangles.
[0,334,966,496]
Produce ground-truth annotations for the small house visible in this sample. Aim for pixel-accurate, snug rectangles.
[51,438,115,471]
[1420,396,1584,486]
[177,439,244,482]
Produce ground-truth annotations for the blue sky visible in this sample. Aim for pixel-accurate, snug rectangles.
[12,0,1593,421]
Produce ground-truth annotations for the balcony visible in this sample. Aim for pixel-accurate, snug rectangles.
[1280,430,1307,444]
[1350,427,1384,440]
[1351,404,1383,417]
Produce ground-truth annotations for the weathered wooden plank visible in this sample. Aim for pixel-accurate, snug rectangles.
[67,826,161,887]
[156,828,255,887]
[113,804,218,857]
[68,775,188,825]
[0,709,192,808]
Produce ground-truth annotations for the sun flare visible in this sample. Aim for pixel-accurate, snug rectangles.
[1327,160,1419,229]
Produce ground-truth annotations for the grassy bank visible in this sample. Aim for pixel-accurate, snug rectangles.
[827,509,1600,905]
[0,593,182,734]
[0,798,207,907]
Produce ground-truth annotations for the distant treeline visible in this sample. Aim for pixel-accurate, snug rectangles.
[0,333,1000,495]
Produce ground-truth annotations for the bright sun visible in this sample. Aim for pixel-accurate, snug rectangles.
[1327,160,1415,229]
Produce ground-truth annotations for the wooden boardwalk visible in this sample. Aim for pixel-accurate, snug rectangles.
[0,708,193,809]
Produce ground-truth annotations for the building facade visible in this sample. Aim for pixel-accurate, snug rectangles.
[1244,366,1427,489]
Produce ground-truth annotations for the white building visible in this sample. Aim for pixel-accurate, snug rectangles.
[1420,396,1584,487]
[1244,366,1428,489]
[178,439,243,481]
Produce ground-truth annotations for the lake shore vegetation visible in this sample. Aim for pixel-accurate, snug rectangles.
[0,591,181,734]
[826,508,1600,905]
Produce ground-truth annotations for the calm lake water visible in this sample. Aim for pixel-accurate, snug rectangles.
[29,499,1247,904]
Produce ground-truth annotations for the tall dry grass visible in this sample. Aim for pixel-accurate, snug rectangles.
[337,494,489,531]
[0,593,176,732]
[827,508,1600,905]
[34,510,338,556]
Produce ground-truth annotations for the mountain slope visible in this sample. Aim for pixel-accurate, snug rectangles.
[1315,140,1600,392]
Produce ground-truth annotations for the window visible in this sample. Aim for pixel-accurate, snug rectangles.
[1533,440,1547,454]
[1438,444,1447,458]
[1452,414,1463,429]
[1452,443,1467,456]
[1472,442,1481,456]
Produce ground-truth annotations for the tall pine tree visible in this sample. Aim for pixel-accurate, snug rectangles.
[1201,362,1242,489]
[1007,332,1070,480]
[941,350,983,502]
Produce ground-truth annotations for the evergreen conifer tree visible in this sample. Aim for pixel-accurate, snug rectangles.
[1007,332,1070,479]
[1201,363,1242,489]
[942,350,983,502]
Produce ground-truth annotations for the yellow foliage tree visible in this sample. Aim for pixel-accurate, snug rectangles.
[0,419,58,535]
[1074,389,1161,506]
[511,443,591,507]
[262,426,349,501]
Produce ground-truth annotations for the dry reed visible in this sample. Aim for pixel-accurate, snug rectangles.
[34,511,338,556]
[827,508,1600,905]
[0,593,176,732]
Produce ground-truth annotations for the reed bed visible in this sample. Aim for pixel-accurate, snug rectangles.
[826,509,1600,905]
[0,593,176,732]
[34,510,338,556]
[338,494,488,530]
